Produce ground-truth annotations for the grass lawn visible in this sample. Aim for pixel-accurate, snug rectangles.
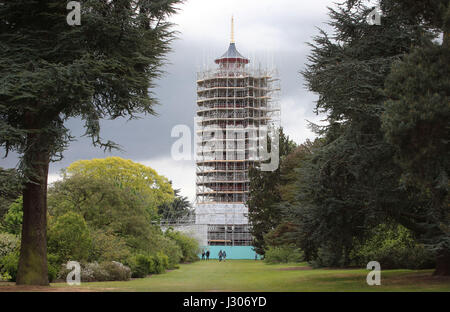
[31,260,450,292]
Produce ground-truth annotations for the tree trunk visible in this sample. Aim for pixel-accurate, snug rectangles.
[16,131,50,286]
[433,250,450,276]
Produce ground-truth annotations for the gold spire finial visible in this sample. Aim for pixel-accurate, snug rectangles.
[231,15,235,43]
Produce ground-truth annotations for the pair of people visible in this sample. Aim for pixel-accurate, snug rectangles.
[201,249,210,260]
[218,250,227,262]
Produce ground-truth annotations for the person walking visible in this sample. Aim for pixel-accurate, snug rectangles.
[222,250,227,262]
[206,249,210,260]
[218,250,223,262]
[201,249,205,260]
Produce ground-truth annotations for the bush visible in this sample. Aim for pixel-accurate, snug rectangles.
[149,252,168,274]
[0,252,19,282]
[350,223,435,269]
[127,254,151,278]
[264,245,304,264]
[47,253,60,283]
[126,253,169,278]
[159,236,182,269]
[165,229,199,263]
[309,243,345,268]
[101,261,131,281]
[47,212,92,263]
[0,232,20,258]
[58,261,131,282]
[2,197,23,235]
[89,229,131,263]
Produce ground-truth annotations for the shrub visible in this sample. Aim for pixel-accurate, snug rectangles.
[89,229,131,263]
[149,252,168,274]
[165,229,199,263]
[0,232,20,258]
[264,245,304,264]
[309,243,345,268]
[2,197,23,235]
[126,253,168,278]
[47,253,60,283]
[58,261,131,282]
[0,252,19,282]
[101,261,131,281]
[0,271,12,281]
[47,212,92,263]
[159,236,182,269]
[350,223,435,269]
[127,254,151,278]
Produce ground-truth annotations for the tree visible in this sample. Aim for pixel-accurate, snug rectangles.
[66,157,174,215]
[382,1,450,275]
[158,189,193,222]
[47,212,92,264]
[247,128,296,255]
[0,168,22,220]
[288,0,435,266]
[2,197,23,236]
[48,171,166,252]
[0,0,181,285]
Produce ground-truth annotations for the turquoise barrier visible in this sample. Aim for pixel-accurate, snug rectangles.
[198,245,261,260]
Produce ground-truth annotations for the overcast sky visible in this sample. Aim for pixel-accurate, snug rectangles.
[0,0,335,202]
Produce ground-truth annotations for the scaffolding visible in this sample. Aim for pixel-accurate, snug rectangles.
[193,34,280,247]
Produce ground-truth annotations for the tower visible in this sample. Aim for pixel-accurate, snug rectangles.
[194,17,280,259]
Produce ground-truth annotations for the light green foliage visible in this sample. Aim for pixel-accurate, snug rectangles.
[0,232,20,257]
[47,212,92,263]
[127,254,166,278]
[153,235,182,269]
[48,173,156,255]
[0,252,19,282]
[2,197,23,235]
[89,229,131,263]
[66,157,174,215]
[264,245,304,264]
[46,253,60,283]
[350,224,435,269]
[165,229,200,263]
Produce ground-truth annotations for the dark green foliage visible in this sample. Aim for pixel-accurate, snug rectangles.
[382,43,450,260]
[247,128,297,255]
[380,0,450,274]
[0,0,182,285]
[158,189,193,222]
[0,168,22,220]
[264,245,304,264]
[282,0,447,269]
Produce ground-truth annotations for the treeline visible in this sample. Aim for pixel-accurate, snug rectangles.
[0,157,199,282]
[249,0,449,275]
